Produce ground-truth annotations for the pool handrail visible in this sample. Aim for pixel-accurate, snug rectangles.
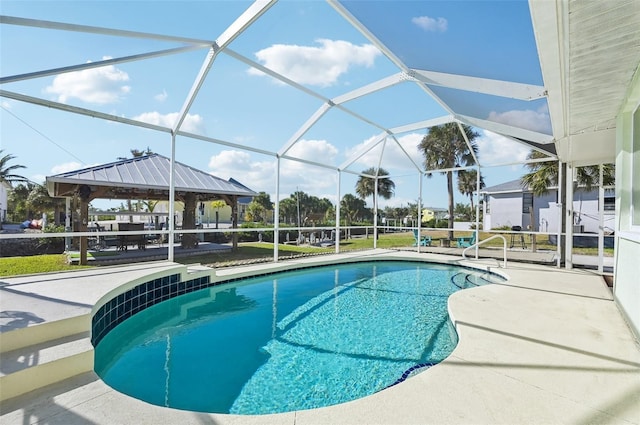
[462,234,508,268]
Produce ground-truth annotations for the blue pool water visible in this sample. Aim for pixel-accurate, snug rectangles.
[94,261,503,415]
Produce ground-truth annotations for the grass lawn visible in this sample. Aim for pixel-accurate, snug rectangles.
[0,254,93,276]
[0,230,613,277]
[173,233,417,267]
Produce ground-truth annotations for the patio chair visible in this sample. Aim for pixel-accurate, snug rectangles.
[456,232,476,248]
[413,229,432,247]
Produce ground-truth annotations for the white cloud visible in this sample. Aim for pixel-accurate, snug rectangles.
[208,141,340,200]
[488,105,551,134]
[30,174,46,185]
[208,150,274,190]
[43,162,101,180]
[286,139,338,162]
[132,111,205,134]
[248,39,380,87]
[412,16,448,32]
[51,162,86,174]
[1,100,12,109]
[476,130,530,166]
[44,57,130,104]
[154,90,168,102]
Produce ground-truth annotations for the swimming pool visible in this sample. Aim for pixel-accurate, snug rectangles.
[93,261,504,415]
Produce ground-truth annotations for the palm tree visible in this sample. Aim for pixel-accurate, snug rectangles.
[0,150,28,184]
[419,123,479,240]
[522,150,615,195]
[355,167,395,201]
[457,169,485,215]
[355,167,395,225]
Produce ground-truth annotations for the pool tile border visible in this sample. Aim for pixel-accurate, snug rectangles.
[91,273,210,346]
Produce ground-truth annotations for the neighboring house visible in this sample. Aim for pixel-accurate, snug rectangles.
[481,178,615,234]
[421,207,448,223]
[229,178,263,223]
[0,180,10,223]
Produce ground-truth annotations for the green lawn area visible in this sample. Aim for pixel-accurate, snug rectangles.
[173,232,418,267]
[0,230,612,277]
[0,254,92,276]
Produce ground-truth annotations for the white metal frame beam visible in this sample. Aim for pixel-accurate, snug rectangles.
[410,69,547,101]
[0,15,215,45]
[0,45,208,85]
[388,115,455,135]
[0,89,172,133]
[331,72,406,105]
[457,114,554,144]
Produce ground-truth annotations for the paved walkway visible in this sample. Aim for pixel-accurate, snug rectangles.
[1,250,638,424]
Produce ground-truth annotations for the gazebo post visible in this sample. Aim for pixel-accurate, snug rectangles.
[79,199,89,265]
[232,196,238,250]
[181,192,198,249]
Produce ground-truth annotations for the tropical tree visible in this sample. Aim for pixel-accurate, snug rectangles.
[7,182,35,221]
[280,191,333,226]
[209,200,227,228]
[457,169,485,217]
[0,150,28,184]
[340,193,367,225]
[454,202,473,221]
[355,167,395,225]
[279,197,297,225]
[355,167,395,201]
[522,150,615,194]
[27,183,65,225]
[246,192,273,223]
[419,123,479,239]
[117,147,153,161]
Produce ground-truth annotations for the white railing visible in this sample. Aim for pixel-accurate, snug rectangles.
[462,234,508,268]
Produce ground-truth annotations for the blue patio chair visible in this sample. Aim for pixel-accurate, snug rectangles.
[456,232,476,248]
[413,229,432,246]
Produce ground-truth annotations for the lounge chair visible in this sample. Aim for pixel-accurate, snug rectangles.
[413,229,432,247]
[456,232,476,248]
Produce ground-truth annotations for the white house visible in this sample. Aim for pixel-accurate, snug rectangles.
[482,179,615,235]
[0,180,11,223]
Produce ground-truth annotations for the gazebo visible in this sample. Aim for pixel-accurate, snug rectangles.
[45,154,256,264]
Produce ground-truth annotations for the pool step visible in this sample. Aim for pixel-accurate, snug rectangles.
[461,257,502,268]
[0,327,93,402]
[187,263,214,274]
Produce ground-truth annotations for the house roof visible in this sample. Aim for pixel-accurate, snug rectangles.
[229,178,256,205]
[481,179,527,194]
[483,178,615,195]
[46,154,255,200]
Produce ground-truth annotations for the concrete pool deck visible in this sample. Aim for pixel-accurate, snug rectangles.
[1,249,639,424]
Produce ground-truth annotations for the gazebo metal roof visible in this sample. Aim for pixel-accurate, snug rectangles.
[46,154,255,201]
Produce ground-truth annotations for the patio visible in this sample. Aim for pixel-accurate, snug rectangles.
[0,250,638,424]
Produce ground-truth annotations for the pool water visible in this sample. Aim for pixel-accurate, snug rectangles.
[94,261,502,415]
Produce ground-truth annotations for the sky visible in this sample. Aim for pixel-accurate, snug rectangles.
[0,0,550,212]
